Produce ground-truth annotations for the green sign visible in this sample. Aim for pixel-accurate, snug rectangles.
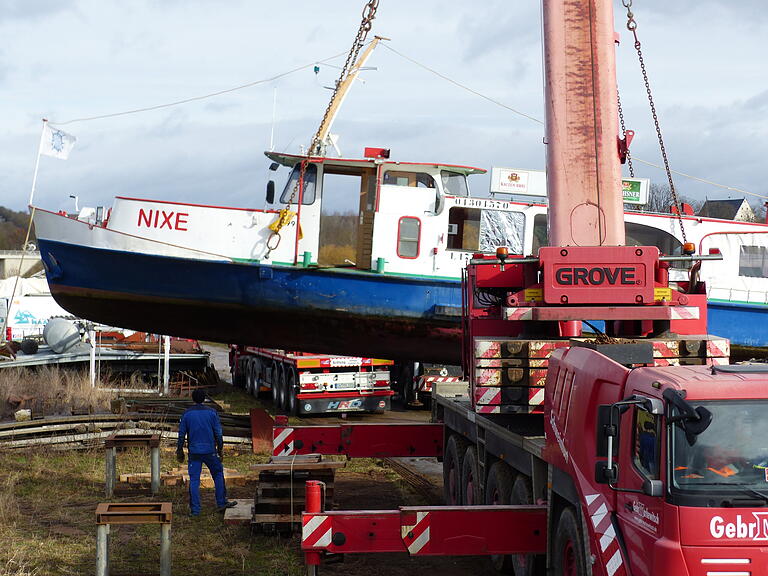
[621,178,649,205]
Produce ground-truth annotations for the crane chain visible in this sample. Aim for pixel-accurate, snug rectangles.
[617,88,634,178]
[622,0,688,244]
[265,0,380,259]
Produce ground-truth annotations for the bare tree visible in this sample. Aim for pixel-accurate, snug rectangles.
[635,183,702,214]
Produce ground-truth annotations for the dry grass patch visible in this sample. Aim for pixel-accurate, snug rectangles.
[0,367,116,419]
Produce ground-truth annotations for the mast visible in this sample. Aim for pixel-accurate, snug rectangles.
[311,36,386,156]
[543,0,625,247]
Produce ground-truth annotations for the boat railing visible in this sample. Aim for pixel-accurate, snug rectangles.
[708,286,768,306]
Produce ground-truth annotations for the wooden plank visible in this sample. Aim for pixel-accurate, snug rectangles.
[251,461,345,472]
[252,513,302,524]
[223,499,253,525]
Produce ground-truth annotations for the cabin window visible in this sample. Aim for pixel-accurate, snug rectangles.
[625,222,682,256]
[441,171,469,197]
[447,208,524,253]
[739,245,768,277]
[280,163,318,205]
[633,409,661,480]
[532,215,684,257]
[383,171,436,188]
[397,217,421,258]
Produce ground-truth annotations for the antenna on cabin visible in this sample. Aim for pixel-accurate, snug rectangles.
[269,87,277,152]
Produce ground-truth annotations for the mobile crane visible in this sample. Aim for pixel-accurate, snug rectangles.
[269,0,768,574]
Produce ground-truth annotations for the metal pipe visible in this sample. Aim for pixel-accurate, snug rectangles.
[151,447,161,495]
[159,523,172,576]
[96,524,109,576]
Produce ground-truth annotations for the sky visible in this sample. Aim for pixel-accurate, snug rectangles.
[0,0,766,216]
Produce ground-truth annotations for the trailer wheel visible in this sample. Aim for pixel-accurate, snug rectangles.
[553,508,587,576]
[275,365,288,412]
[485,462,514,574]
[270,362,281,409]
[443,434,468,505]
[286,368,299,416]
[245,358,256,396]
[510,476,545,576]
[251,357,265,398]
[461,446,481,506]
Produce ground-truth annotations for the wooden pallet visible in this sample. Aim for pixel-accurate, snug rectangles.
[251,454,343,533]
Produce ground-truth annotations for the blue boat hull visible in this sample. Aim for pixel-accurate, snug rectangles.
[37,239,768,363]
[37,239,465,364]
[708,300,768,349]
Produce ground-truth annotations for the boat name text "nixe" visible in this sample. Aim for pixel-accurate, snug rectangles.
[554,267,639,286]
[137,209,189,231]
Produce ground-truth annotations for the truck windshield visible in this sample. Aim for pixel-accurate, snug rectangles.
[671,400,768,494]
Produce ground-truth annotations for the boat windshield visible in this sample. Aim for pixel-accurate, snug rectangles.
[280,163,318,205]
[671,400,768,496]
[441,171,469,197]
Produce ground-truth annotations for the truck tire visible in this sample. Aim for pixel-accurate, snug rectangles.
[553,508,587,576]
[485,462,514,574]
[510,476,545,576]
[461,445,481,506]
[443,434,468,505]
[286,368,299,416]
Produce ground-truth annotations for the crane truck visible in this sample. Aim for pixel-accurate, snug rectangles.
[265,0,768,574]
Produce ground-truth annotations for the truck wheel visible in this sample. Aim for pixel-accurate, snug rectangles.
[251,357,265,398]
[510,476,545,576]
[269,361,279,406]
[461,446,481,506]
[443,434,468,505]
[286,369,299,416]
[553,508,587,576]
[485,462,514,574]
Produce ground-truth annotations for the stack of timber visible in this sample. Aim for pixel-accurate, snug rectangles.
[246,454,345,533]
[473,338,570,414]
[472,336,731,414]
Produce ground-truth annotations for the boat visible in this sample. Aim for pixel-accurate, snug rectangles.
[31,148,768,363]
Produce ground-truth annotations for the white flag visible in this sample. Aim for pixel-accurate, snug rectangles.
[40,123,76,159]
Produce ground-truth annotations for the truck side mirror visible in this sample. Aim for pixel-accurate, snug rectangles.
[266,181,275,204]
[269,162,280,171]
[642,478,663,497]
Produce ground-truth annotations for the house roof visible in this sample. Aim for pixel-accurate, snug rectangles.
[697,198,749,220]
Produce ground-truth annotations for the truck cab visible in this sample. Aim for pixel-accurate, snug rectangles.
[548,345,768,575]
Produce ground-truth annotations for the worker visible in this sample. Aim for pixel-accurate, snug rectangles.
[176,389,237,516]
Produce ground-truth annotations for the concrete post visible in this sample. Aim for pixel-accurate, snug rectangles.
[105,447,116,498]
[150,446,161,495]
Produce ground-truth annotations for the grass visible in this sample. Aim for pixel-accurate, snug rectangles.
[0,445,306,576]
[0,367,116,420]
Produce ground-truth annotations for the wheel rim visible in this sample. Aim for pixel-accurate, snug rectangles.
[562,539,576,576]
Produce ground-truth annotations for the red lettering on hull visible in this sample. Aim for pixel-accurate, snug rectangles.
[136,209,189,231]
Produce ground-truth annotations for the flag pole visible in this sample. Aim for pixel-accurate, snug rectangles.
[28,119,47,209]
